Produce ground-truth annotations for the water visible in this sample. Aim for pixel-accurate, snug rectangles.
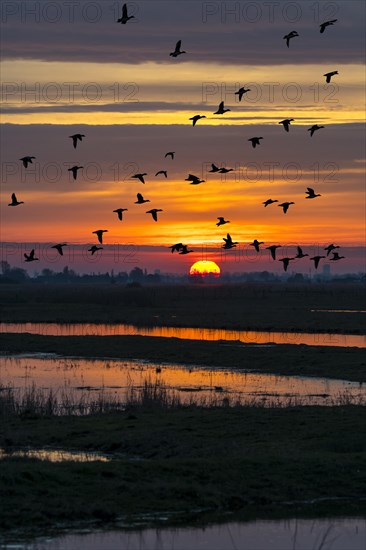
[1,323,365,348]
[1,355,364,407]
[3,518,365,550]
[0,449,109,463]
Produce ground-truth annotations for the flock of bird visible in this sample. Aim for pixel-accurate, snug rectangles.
[9,7,345,272]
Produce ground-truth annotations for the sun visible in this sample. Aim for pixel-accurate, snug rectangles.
[189,260,221,278]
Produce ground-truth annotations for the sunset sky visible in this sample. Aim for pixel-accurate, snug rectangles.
[1,0,365,274]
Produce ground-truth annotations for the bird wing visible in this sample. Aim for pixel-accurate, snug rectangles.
[122,3,127,17]
[11,193,16,202]
[29,249,35,259]
[175,40,181,51]
[136,193,143,201]
[151,211,158,221]
[307,187,314,194]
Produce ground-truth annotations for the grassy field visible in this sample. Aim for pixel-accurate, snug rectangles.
[0,405,365,537]
[0,282,365,333]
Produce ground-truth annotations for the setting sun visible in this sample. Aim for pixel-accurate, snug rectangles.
[189,260,221,278]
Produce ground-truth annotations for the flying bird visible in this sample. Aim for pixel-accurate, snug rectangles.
[155,170,167,178]
[329,252,345,261]
[263,199,278,207]
[310,255,326,269]
[146,209,163,222]
[179,245,193,255]
[222,233,238,249]
[308,124,324,137]
[113,208,128,221]
[324,244,340,256]
[88,245,103,255]
[279,119,294,132]
[209,164,220,173]
[165,152,175,159]
[235,87,251,101]
[51,243,67,256]
[135,193,150,204]
[248,137,263,148]
[68,165,83,180]
[216,217,230,227]
[218,167,234,173]
[170,40,186,57]
[24,249,39,262]
[250,240,264,253]
[8,193,24,206]
[305,187,321,199]
[92,229,108,244]
[189,115,206,126]
[324,71,338,83]
[170,243,184,253]
[278,201,295,214]
[279,257,295,272]
[266,245,281,260]
[185,174,205,185]
[214,101,231,115]
[283,31,299,47]
[132,173,147,184]
[20,156,35,168]
[295,246,309,259]
[320,19,337,33]
[117,3,135,23]
[69,134,85,149]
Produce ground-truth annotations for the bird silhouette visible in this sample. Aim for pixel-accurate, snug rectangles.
[189,115,206,126]
[320,19,337,33]
[8,193,24,206]
[68,165,83,180]
[278,201,295,214]
[329,252,345,261]
[51,243,67,256]
[266,245,281,260]
[179,245,193,255]
[88,245,103,255]
[263,199,278,207]
[279,257,295,272]
[209,163,221,173]
[24,249,39,262]
[146,209,163,222]
[222,234,238,249]
[250,239,264,253]
[132,173,147,184]
[165,151,175,159]
[155,170,168,178]
[214,101,231,115]
[310,255,325,269]
[308,124,324,137]
[305,187,321,199]
[113,208,128,221]
[92,229,108,244]
[170,40,186,57]
[185,174,205,185]
[170,243,184,253]
[69,134,85,149]
[283,31,299,47]
[295,246,308,259]
[135,193,150,204]
[324,244,340,256]
[235,87,251,101]
[20,156,35,168]
[248,137,263,148]
[324,71,338,83]
[216,217,230,227]
[218,167,234,173]
[279,118,294,132]
[117,3,135,23]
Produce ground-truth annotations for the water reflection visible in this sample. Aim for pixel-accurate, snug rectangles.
[1,323,365,348]
[6,518,365,550]
[1,356,364,407]
[0,449,109,462]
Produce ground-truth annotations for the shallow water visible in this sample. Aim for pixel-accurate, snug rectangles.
[1,322,365,348]
[1,355,364,407]
[5,518,365,550]
[0,449,109,463]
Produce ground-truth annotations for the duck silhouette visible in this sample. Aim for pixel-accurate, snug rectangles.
[248,137,263,148]
[165,151,175,159]
[283,31,299,47]
[329,252,345,261]
[117,3,135,24]
[185,174,205,185]
[263,199,278,207]
[218,167,234,173]
[132,173,147,184]
[113,208,128,221]
[324,71,338,83]
[324,244,340,256]
[209,163,220,173]
[20,156,35,168]
[92,229,108,244]
[235,87,251,101]
[295,246,308,259]
[278,201,295,214]
[146,209,163,222]
[320,19,337,33]
[250,239,264,253]
[69,134,85,149]
[189,115,206,126]
[216,217,230,227]
[88,245,103,255]
[135,193,150,204]
[155,170,168,178]
[51,243,67,256]
[170,243,184,253]
[279,119,294,132]
[308,124,324,137]
[24,249,39,262]
[8,193,24,206]
[222,233,238,249]
[279,257,295,272]
[310,255,325,269]
[214,101,230,115]
[68,165,83,180]
[266,245,281,260]
[179,245,193,255]
[170,40,186,57]
[305,187,321,199]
